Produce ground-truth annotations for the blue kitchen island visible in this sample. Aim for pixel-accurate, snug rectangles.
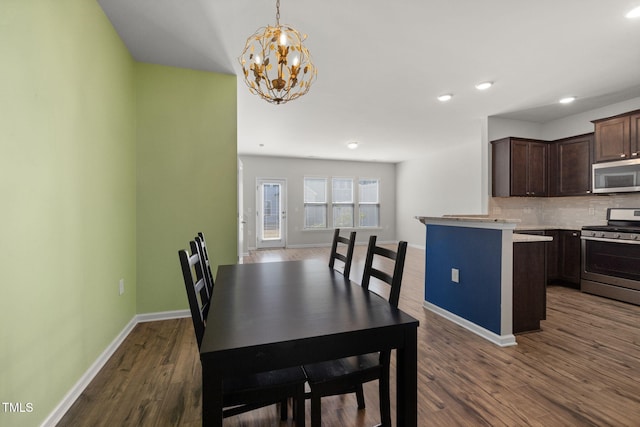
[417,216,551,346]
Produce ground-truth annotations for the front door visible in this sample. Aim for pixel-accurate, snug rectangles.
[256,179,286,249]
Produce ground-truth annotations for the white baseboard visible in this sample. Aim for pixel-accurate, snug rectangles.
[285,243,333,249]
[408,242,426,250]
[136,309,190,323]
[249,240,399,251]
[41,309,190,427]
[423,301,517,347]
[285,240,396,249]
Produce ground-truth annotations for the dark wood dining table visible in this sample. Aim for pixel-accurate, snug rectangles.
[199,259,419,426]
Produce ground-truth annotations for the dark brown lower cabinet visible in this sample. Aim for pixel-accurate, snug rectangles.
[559,230,581,287]
[517,229,581,288]
[544,230,559,281]
[513,241,546,334]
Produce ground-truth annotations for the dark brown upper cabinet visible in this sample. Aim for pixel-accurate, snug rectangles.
[549,133,593,196]
[492,137,548,197]
[593,110,640,163]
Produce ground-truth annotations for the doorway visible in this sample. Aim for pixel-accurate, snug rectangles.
[256,179,287,249]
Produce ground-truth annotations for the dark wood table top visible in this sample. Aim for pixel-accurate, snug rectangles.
[199,259,419,426]
[200,259,418,370]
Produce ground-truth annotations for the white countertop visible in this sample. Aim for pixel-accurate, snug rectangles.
[416,216,555,242]
[416,216,581,232]
[417,215,520,224]
[512,234,553,242]
[516,225,581,231]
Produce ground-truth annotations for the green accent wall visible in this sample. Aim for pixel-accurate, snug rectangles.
[0,1,237,425]
[0,1,136,425]
[135,63,237,313]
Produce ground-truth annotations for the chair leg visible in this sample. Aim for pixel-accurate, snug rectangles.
[379,375,391,427]
[311,395,322,427]
[355,384,366,409]
[280,398,288,421]
[294,392,305,427]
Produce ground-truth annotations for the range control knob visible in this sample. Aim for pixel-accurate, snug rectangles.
[633,235,639,240]
[614,233,621,239]
[597,232,605,238]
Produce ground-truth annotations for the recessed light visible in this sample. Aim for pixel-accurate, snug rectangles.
[559,96,576,104]
[475,81,493,90]
[437,94,453,102]
[626,6,640,18]
[347,141,359,150]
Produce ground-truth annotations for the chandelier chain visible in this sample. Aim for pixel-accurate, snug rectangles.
[276,0,280,26]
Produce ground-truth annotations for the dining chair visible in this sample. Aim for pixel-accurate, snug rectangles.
[178,245,307,424]
[195,232,215,296]
[180,243,211,334]
[303,235,408,427]
[328,228,357,279]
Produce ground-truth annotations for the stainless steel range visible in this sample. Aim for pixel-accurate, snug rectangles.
[581,208,640,305]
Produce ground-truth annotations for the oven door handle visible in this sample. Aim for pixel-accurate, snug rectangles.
[581,236,640,245]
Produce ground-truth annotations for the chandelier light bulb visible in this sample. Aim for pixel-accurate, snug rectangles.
[279,32,287,45]
[254,55,262,65]
[293,56,299,66]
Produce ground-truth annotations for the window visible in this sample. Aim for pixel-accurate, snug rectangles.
[332,178,354,227]
[304,176,380,229]
[304,177,327,228]
[358,179,379,227]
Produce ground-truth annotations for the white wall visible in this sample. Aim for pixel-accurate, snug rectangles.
[242,98,640,252]
[542,97,640,140]
[397,97,640,249]
[487,117,544,141]
[240,155,396,251]
[488,97,640,141]
[487,96,640,226]
[396,138,484,248]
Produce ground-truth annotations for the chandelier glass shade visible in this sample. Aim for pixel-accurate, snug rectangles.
[238,1,317,105]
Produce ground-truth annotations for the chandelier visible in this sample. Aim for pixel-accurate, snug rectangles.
[238,0,317,105]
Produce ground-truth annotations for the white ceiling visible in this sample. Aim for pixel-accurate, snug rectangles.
[97,0,640,162]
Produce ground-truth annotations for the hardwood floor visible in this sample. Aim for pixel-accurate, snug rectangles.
[58,245,640,426]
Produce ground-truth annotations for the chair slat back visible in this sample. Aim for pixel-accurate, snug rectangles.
[194,233,214,296]
[361,235,408,308]
[194,231,214,293]
[328,228,357,278]
[179,245,210,348]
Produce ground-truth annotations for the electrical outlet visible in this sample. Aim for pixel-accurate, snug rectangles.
[119,279,125,295]
[451,268,459,283]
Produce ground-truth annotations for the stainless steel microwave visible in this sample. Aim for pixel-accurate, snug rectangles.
[593,158,640,193]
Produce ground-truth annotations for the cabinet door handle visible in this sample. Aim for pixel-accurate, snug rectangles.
[633,152,638,157]
[572,232,578,237]
[620,153,627,158]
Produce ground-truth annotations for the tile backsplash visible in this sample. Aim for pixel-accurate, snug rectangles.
[490,193,640,229]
